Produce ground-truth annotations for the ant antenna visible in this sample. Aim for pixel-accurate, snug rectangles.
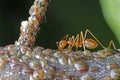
[61,34,69,40]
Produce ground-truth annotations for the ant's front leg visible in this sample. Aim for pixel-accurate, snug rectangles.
[67,36,75,51]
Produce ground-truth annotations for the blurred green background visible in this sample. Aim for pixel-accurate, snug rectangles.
[0,0,119,49]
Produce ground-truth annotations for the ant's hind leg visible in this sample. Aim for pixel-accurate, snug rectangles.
[84,29,105,49]
[108,40,116,50]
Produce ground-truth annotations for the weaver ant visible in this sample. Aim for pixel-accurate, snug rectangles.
[56,29,116,51]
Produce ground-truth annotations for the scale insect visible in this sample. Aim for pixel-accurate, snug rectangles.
[56,29,116,51]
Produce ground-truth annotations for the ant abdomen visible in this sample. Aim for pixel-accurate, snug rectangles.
[84,39,98,49]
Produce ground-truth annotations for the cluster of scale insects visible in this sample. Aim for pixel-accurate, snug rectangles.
[56,29,116,51]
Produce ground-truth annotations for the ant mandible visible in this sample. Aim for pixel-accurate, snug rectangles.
[56,29,116,51]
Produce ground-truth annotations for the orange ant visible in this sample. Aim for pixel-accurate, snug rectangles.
[56,29,116,51]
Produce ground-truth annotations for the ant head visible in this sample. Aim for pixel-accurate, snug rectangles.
[56,40,67,51]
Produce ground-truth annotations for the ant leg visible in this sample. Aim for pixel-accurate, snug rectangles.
[56,42,59,47]
[68,42,72,50]
[84,29,105,49]
[68,36,75,51]
[74,32,85,51]
[74,34,80,51]
[80,31,86,51]
[68,45,73,51]
[108,40,116,50]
